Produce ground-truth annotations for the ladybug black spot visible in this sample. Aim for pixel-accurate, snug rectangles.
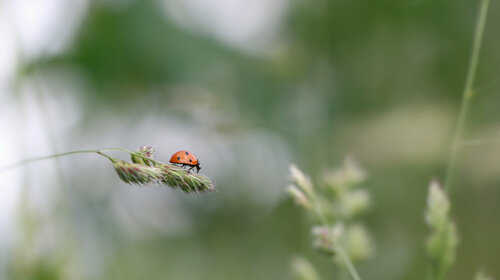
[189,159,192,162]
[177,156,180,160]
[185,151,189,155]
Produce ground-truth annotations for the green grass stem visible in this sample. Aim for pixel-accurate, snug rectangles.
[309,191,362,280]
[444,0,490,194]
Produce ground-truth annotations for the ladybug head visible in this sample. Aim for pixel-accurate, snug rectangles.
[195,161,201,173]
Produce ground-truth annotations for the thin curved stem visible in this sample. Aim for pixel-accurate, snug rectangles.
[107,147,165,166]
[0,149,113,173]
[100,147,132,153]
[335,242,362,280]
[309,191,362,280]
[444,0,490,194]
[0,147,169,174]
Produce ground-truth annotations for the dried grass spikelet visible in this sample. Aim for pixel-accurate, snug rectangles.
[113,160,163,185]
[131,145,155,166]
[159,164,215,193]
[113,160,215,193]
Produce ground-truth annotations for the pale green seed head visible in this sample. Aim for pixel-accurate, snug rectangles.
[159,164,215,193]
[290,256,321,280]
[311,225,336,255]
[426,222,458,267]
[425,180,450,232]
[287,185,311,210]
[425,180,458,279]
[311,223,344,256]
[322,157,366,195]
[342,224,374,262]
[290,164,314,196]
[339,189,371,219]
[113,160,163,185]
[112,160,215,193]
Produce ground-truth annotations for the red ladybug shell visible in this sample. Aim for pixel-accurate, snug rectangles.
[169,150,199,166]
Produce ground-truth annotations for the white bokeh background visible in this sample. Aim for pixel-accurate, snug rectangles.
[0,0,290,276]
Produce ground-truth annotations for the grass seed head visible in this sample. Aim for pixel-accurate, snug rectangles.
[131,145,155,166]
[426,180,450,232]
[159,164,216,193]
[290,164,314,196]
[311,223,343,255]
[114,156,215,193]
[342,224,374,262]
[339,189,371,219]
[425,180,458,279]
[287,185,311,210]
[113,160,163,185]
[290,256,320,280]
[322,157,366,195]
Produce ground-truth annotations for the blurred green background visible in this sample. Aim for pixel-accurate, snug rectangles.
[1,0,499,279]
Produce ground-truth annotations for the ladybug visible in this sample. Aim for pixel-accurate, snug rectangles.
[169,150,201,173]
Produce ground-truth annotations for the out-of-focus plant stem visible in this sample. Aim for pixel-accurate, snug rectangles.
[336,244,361,280]
[309,192,362,280]
[444,0,490,194]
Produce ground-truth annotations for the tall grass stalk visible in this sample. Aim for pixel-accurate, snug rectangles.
[288,161,371,280]
[335,242,362,280]
[429,2,490,279]
[444,0,490,193]
[309,190,362,280]
[0,147,215,193]
[306,190,362,280]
